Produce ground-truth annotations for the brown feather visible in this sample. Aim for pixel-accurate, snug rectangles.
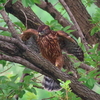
[37,31,63,69]
[21,25,84,91]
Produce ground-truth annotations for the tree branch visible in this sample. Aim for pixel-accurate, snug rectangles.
[0,52,100,100]
[0,10,20,40]
[62,0,98,45]
[36,0,82,38]
[5,0,44,29]
[0,54,43,74]
[95,0,100,8]
[0,26,9,32]
[36,0,72,27]
[59,0,90,51]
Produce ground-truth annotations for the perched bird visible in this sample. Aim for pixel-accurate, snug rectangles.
[21,25,84,91]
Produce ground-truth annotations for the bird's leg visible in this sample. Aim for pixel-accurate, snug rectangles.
[55,55,64,69]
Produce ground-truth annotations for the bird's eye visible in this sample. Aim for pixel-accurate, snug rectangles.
[42,30,46,33]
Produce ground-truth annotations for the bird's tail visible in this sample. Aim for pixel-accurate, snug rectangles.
[42,76,61,91]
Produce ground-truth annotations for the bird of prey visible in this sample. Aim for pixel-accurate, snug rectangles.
[21,25,84,91]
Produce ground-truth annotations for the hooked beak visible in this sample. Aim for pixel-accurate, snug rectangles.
[38,32,44,36]
[39,32,42,35]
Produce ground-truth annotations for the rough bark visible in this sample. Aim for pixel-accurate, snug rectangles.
[95,0,100,7]
[0,37,100,100]
[36,0,84,43]
[5,0,44,29]
[0,0,99,100]
[63,0,98,45]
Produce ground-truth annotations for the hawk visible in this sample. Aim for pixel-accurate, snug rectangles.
[21,25,84,91]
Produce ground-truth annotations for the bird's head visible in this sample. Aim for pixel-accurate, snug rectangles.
[38,25,51,36]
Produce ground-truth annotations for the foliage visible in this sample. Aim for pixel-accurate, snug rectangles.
[82,0,96,7]
[90,8,100,36]
[21,0,40,7]
[0,0,100,100]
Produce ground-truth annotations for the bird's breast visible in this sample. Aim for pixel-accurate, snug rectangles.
[37,35,62,63]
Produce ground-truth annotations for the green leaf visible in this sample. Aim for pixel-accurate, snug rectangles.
[8,82,19,89]
[0,31,11,37]
[59,79,71,91]
[26,87,37,95]
[0,0,7,3]
[28,0,35,6]
[61,68,67,72]
[0,76,8,82]
[31,87,37,95]
[25,91,37,99]
[10,75,18,82]
[78,77,87,82]
[62,25,71,31]
[66,30,75,33]
[33,0,40,4]
[90,27,99,36]
[12,0,18,4]
[77,37,81,44]
[24,75,33,84]
[88,70,100,78]
[18,90,25,98]
[73,62,81,68]
[86,78,96,89]
[0,6,4,10]
[23,68,32,74]
[22,0,29,7]
[0,60,7,67]
[77,68,86,75]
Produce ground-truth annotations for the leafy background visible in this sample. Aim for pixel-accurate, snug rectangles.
[0,0,100,100]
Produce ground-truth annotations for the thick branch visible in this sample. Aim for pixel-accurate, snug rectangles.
[95,0,100,7]
[0,52,100,100]
[0,40,19,56]
[62,0,98,45]
[5,0,44,29]
[0,35,99,99]
[36,0,72,27]
[5,0,80,39]
[36,0,82,38]
[59,0,89,50]
[0,54,43,74]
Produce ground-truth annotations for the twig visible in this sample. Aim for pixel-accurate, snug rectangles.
[13,23,23,32]
[0,54,42,73]
[7,90,14,99]
[0,66,12,74]
[0,26,9,32]
[20,9,28,29]
[33,85,43,89]
[59,0,89,51]
[0,10,20,40]
[80,63,95,72]
[53,1,59,6]
[14,69,30,100]
[32,74,43,80]
[42,96,55,100]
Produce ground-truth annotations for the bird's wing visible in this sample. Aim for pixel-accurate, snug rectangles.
[21,29,38,41]
[20,29,40,53]
[57,30,84,61]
